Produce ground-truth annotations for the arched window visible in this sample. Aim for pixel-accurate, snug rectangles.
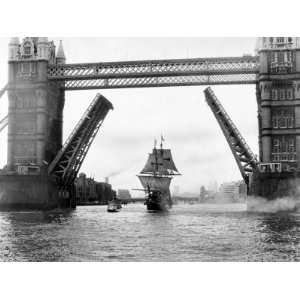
[23,42,32,56]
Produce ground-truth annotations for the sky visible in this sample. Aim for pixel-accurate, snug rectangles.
[0,37,258,196]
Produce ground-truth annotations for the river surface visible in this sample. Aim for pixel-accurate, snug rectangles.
[1,203,300,261]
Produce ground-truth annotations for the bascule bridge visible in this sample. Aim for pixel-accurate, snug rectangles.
[1,37,300,209]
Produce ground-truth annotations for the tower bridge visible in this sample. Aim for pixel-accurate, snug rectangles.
[1,36,300,209]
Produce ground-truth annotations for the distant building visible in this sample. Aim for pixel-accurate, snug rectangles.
[199,186,207,202]
[219,181,247,202]
[117,189,132,200]
[207,181,218,193]
[75,173,113,205]
[199,185,218,203]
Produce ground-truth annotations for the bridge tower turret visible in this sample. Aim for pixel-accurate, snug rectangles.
[56,40,66,65]
[252,37,300,198]
[8,37,20,60]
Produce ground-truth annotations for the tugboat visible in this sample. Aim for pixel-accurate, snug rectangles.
[137,136,181,211]
[107,191,122,212]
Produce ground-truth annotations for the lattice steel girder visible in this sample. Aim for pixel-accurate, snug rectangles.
[204,87,258,184]
[0,115,8,132]
[0,84,7,99]
[48,94,113,187]
[48,56,259,89]
[61,73,257,90]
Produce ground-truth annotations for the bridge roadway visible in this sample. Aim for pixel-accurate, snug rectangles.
[48,55,259,90]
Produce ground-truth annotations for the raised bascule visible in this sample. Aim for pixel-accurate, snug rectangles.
[0,36,300,209]
[204,87,259,187]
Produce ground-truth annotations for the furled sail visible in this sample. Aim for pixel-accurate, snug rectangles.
[137,175,172,191]
[140,148,180,176]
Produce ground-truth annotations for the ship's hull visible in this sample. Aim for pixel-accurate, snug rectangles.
[138,174,173,211]
[146,201,165,211]
[145,194,172,212]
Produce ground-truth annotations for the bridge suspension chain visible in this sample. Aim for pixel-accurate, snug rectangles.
[204,87,258,184]
[48,94,113,188]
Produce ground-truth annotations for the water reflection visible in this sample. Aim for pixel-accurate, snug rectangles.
[41,210,74,224]
[256,212,300,261]
[260,213,299,233]
[1,204,300,261]
[0,210,75,261]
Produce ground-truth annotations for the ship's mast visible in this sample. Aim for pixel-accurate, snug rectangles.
[154,138,158,176]
[160,134,164,150]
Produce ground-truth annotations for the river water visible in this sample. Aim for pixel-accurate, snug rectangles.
[0,203,300,261]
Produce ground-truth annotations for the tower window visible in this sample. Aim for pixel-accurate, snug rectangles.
[272,108,294,129]
[24,46,31,55]
[286,89,293,100]
[287,117,294,128]
[272,117,278,128]
[278,52,284,63]
[278,117,287,128]
[272,89,278,100]
[271,136,297,162]
[279,89,285,100]
[22,63,30,73]
[23,41,32,56]
[277,37,285,43]
[273,139,280,152]
[271,52,277,62]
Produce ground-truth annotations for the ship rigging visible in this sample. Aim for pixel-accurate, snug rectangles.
[137,136,181,211]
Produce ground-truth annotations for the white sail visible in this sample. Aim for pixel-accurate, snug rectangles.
[137,175,172,191]
[140,148,180,176]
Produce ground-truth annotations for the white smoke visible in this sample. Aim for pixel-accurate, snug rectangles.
[247,196,300,213]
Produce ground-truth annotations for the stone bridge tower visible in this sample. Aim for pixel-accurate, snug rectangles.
[7,37,66,172]
[0,38,67,209]
[252,37,300,197]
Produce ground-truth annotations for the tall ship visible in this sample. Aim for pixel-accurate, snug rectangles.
[137,137,181,211]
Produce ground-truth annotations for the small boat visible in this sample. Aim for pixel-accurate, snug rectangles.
[107,191,122,212]
[107,202,121,212]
